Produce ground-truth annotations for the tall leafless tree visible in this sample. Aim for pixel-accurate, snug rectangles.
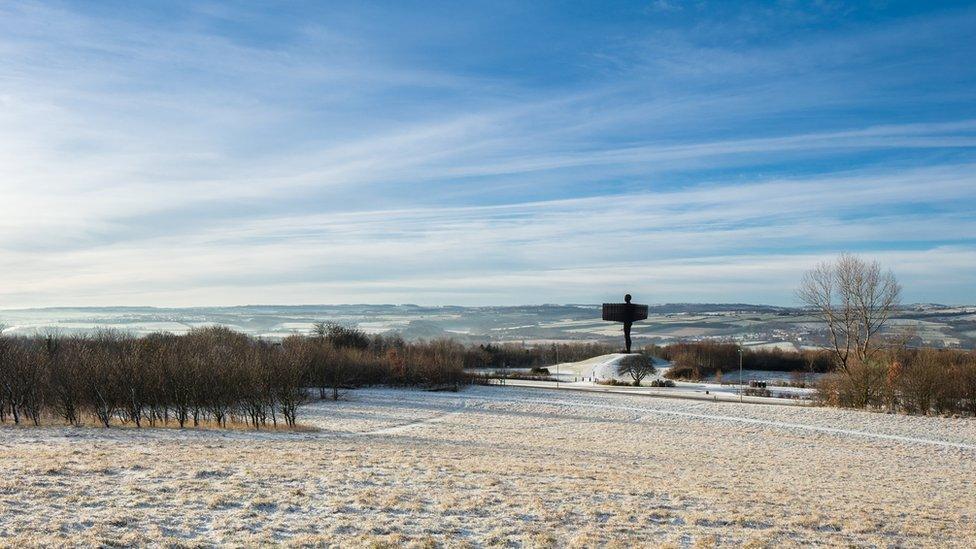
[797,253,901,374]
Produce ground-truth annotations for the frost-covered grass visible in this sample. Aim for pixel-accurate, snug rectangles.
[2,386,975,547]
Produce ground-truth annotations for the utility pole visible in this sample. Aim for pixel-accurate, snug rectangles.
[738,345,743,403]
[554,344,560,389]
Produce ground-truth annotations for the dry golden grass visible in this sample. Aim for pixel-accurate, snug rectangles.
[1,386,975,547]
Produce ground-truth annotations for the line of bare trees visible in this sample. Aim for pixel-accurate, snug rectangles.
[463,342,617,369]
[289,327,613,394]
[0,327,308,428]
[0,318,617,430]
[296,323,469,399]
[0,322,486,429]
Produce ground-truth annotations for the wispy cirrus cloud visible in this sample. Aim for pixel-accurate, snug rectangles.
[1,1,974,307]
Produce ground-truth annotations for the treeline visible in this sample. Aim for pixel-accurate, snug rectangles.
[0,328,308,429]
[299,324,468,397]
[819,348,976,416]
[645,340,976,415]
[296,325,613,390]
[463,342,615,369]
[0,324,472,429]
[0,320,621,430]
[647,341,833,380]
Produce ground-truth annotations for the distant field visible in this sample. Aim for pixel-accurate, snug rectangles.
[2,387,974,546]
[2,303,973,349]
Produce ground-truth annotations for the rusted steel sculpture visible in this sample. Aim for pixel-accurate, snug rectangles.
[602,294,648,353]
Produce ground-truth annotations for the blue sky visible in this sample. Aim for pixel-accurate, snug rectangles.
[1,0,975,307]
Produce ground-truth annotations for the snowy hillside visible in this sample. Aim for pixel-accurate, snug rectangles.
[548,353,813,400]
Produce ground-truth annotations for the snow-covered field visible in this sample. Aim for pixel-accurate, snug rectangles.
[2,386,975,546]
[700,369,824,384]
[545,354,815,400]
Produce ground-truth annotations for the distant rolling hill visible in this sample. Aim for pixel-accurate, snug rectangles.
[1,303,973,349]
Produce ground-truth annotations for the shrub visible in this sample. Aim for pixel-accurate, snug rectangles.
[816,348,976,416]
[648,379,675,388]
[596,378,629,386]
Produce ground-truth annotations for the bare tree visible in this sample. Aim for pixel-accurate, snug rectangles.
[620,354,656,386]
[797,254,901,374]
[308,323,331,399]
[273,341,310,428]
[46,335,83,426]
[0,326,10,423]
[84,333,122,428]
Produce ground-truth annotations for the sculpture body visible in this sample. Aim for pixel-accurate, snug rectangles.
[601,294,648,353]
